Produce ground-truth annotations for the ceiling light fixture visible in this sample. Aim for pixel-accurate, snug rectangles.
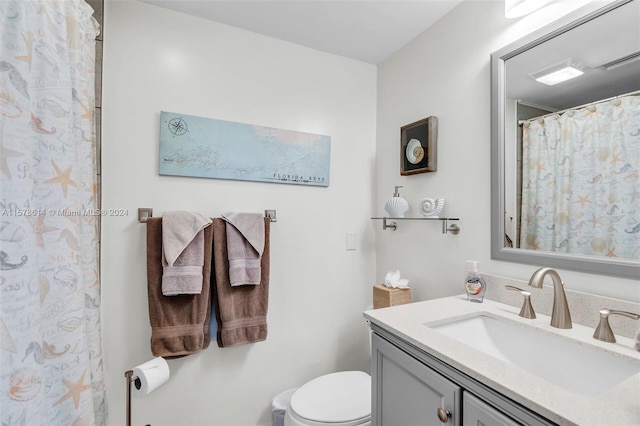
[530,59,587,86]
[505,0,552,18]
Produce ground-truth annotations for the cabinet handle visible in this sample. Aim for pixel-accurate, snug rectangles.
[436,407,451,423]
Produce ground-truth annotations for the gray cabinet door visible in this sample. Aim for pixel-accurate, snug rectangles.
[462,392,521,426]
[372,333,461,426]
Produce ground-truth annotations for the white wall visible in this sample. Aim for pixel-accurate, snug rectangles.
[101,1,377,425]
[375,0,640,303]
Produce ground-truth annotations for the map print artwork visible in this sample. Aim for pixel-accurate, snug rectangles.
[159,111,331,187]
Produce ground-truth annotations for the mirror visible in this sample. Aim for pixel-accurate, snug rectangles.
[491,0,640,279]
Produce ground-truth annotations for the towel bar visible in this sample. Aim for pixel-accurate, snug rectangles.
[138,208,153,223]
[137,208,278,223]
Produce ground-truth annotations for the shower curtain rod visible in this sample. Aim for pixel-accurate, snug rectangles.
[517,89,640,126]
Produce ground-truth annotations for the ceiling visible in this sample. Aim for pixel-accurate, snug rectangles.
[140,0,463,64]
[138,1,639,109]
[506,0,640,110]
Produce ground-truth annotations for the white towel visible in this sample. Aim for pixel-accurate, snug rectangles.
[221,213,265,286]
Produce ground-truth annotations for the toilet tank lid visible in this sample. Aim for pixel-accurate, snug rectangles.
[290,371,371,423]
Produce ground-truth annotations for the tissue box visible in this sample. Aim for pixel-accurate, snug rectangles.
[373,284,411,309]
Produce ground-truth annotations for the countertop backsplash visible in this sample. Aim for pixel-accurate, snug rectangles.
[483,273,640,339]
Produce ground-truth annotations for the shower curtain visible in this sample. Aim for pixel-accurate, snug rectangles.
[0,1,106,425]
[520,95,640,260]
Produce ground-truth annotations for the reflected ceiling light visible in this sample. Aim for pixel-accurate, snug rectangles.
[597,51,640,71]
[505,0,553,18]
[530,58,587,85]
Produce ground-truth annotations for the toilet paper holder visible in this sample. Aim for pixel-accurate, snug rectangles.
[124,370,151,426]
[124,370,143,426]
[124,370,135,426]
[124,357,170,425]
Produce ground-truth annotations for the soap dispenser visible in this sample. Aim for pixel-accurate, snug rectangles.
[384,186,409,218]
[465,260,486,303]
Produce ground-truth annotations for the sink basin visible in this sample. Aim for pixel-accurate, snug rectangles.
[428,314,640,396]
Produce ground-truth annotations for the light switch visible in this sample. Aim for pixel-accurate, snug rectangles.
[346,232,356,251]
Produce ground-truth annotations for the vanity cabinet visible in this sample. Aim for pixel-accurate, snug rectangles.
[372,331,461,425]
[371,329,553,426]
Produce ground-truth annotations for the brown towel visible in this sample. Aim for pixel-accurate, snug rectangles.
[146,217,212,358]
[211,218,270,347]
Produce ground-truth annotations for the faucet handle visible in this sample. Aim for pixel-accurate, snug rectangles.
[505,285,536,319]
[593,309,640,343]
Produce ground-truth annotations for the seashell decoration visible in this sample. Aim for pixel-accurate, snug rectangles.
[406,139,424,164]
[419,197,445,218]
[385,196,409,218]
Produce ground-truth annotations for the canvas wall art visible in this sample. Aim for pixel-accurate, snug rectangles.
[159,111,331,187]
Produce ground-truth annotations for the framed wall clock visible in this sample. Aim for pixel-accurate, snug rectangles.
[400,116,438,175]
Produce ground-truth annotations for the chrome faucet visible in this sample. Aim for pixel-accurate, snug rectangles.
[527,268,572,329]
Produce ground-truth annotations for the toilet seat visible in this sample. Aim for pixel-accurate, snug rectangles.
[288,371,371,426]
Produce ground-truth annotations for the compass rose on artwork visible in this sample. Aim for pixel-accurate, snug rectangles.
[168,117,188,136]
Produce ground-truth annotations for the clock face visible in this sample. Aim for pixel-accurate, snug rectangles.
[406,138,424,164]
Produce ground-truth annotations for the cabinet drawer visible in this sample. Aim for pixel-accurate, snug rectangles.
[463,392,522,426]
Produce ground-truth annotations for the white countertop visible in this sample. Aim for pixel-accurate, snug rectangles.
[364,296,640,426]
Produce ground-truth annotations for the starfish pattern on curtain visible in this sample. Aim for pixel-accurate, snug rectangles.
[520,95,640,260]
[0,1,107,424]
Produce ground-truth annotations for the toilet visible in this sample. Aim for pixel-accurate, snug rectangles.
[284,371,371,426]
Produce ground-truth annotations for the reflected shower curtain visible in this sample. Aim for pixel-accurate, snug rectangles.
[0,1,106,425]
[520,95,640,260]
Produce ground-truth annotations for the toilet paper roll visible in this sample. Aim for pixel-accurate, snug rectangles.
[132,357,170,398]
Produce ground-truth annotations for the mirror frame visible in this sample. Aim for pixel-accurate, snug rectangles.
[490,0,639,279]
